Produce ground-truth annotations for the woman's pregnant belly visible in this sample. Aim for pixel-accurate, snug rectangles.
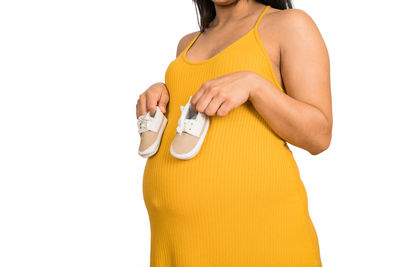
[142,101,306,218]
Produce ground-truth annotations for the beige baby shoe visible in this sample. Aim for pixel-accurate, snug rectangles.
[170,96,210,160]
[137,106,168,158]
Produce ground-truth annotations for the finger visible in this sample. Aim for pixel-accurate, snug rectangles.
[146,91,158,116]
[191,81,209,110]
[158,87,169,114]
[204,95,225,116]
[192,81,216,112]
[138,94,147,117]
[195,86,219,113]
[216,100,232,117]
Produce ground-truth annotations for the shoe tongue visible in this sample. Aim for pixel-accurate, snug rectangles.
[151,107,159,117]
[188,105,198,120]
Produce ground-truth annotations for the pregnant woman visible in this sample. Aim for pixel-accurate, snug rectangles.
[137,0,332,266]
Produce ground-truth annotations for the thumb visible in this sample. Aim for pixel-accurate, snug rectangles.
[158,89,169,113]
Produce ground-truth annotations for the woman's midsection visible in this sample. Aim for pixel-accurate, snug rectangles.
[142,103,303,217]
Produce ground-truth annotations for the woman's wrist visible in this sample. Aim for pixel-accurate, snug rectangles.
[248,72,271,103]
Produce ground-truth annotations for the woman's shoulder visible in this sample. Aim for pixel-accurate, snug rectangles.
[175,31,200,58]
[260,7,321,40]
[264,7,316,25]
[259,7,324,52]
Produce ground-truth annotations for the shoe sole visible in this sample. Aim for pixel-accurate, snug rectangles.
[170,116,210,160]
[138,116,168,158]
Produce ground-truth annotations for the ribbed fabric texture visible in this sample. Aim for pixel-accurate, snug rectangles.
[142,5,322,267]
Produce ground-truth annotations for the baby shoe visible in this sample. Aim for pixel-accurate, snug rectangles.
[170,96,210,160]
[137,106,168,158]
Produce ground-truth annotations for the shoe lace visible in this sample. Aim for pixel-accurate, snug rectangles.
[177,118,195,135]
[137,113,153,133]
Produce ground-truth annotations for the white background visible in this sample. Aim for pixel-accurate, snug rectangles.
[1,0,399,266]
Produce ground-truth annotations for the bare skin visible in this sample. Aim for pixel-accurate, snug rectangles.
[136,0,332,155]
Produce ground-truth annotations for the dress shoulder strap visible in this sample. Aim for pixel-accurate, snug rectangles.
[182,31,201,55]
[254,5,271,29]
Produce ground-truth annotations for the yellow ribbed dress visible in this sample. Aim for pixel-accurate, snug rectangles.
[143,5,322,267]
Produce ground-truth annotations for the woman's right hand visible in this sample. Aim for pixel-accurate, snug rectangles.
[136,82,169,118]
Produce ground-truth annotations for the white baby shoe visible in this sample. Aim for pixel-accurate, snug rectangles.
[137,106,168,158]
[170,96,210,160]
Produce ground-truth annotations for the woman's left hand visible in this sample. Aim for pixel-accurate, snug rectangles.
[190,71,264,117]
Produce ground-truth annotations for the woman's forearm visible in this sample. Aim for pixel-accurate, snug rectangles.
[249,73,332,155]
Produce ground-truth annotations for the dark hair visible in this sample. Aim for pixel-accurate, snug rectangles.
[193,0,293,32]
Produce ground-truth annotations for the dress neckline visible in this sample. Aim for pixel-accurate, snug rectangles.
[182,5,271,65]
